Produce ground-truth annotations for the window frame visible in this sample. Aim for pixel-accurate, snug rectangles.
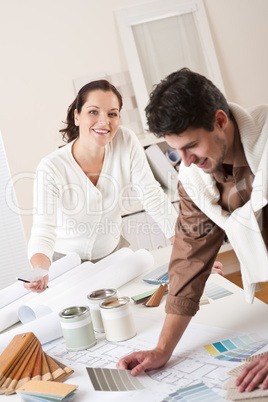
[115,0,225,131]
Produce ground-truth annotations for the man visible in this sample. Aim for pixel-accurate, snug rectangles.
[117,68,268,393]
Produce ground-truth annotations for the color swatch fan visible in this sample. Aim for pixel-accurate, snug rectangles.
[0,332,74,396]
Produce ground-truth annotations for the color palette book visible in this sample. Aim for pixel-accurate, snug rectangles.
[161,382,224,402]
[204,334,267,362]
[143,270,233,302]
[131,286,168,304]
[142,262,169,284]
[204,282,233,300]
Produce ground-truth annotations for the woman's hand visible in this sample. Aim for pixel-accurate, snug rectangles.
[235,355,268,392]
[23,274,49,293]
[211,261,223,275]
[27,253,51,292]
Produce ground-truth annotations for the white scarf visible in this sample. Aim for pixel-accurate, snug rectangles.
[179,103,268,303]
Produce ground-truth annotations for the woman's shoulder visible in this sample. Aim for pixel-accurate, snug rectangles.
[37,142,72,171]
[112,125,141,148]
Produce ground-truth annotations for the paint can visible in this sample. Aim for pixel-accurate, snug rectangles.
[59,306,96,351]
[87,288,118,332]
[99,296,136,342]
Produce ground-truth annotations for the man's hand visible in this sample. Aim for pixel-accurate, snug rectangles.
[23,274,49,293]
[235,355,268,392]
[211,260,223,275]
[117,314,192,376]
[116,347,171,376]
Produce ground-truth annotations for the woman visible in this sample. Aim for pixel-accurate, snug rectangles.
[25,80,178,292]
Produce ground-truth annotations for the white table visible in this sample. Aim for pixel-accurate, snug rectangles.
[2,246,268,401]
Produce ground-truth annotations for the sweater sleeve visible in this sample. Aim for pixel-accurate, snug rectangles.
[28,159,59,262]
[128,130,177,239]
[165,181,226,316]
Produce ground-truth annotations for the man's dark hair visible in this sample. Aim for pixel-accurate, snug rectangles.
[145,68,231,137]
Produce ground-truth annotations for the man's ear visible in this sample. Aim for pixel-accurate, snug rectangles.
[215,110,228,130]
[74,109,79,127]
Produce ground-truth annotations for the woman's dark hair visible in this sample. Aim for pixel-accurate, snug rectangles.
[60,80,123,143]
[145,68,231,137]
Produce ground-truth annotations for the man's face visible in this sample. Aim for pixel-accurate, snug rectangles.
[164,126,228,174]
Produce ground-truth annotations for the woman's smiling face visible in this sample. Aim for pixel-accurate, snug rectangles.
[74,89,120,148]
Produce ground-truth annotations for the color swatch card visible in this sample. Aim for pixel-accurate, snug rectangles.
[204,282,233,300]
[16,380,78,402]
[199,292,210,306]
[86,367,156,391]
[204,334,267,362]
[142,262,169,284]
[161,382,225,402]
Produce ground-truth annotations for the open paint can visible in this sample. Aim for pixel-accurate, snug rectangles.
[87,288,117,332]
[99,296,136,342]
[59,306,96,351]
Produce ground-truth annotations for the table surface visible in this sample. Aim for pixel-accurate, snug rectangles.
[127,247,268,333]
[2,246,268,401]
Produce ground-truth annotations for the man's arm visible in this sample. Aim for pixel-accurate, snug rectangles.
[117,181,225,373]
[117,314,191,375]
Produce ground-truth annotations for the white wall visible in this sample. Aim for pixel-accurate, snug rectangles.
[0,0,267,239]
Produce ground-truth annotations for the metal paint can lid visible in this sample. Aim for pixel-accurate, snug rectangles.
[59,305,89,319]
[100,296,130,309]
[87,288,117,301]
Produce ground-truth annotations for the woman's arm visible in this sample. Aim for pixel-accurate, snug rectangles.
[28,160,58,267]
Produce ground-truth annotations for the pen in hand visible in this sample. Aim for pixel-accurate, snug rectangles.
[16,277,49,288]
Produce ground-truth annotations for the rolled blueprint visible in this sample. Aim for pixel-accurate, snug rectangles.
[0,252,81,309]
[0,291,38,332]
[0,253,82,332]
[18,247,133,324]
[0,312,62,354]
[18,249,154,323]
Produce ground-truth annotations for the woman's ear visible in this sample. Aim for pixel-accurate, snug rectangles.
[74,109,79,126]
[215,109,228,130]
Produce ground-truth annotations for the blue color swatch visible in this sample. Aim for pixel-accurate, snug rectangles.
[204,334,267,362]
[161,382,224,401]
